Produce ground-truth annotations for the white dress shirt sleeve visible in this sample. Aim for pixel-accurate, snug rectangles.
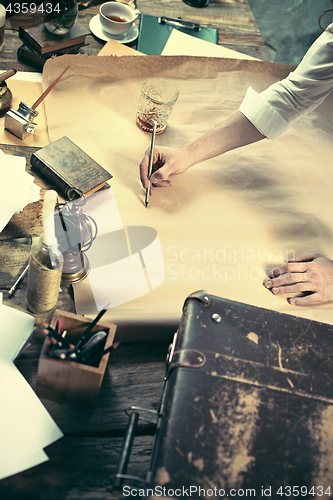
[239,24,333,139]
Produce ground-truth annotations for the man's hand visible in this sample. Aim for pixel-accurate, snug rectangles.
[138,111,266,197]
[139,145,192,196]
[264,253,333,305]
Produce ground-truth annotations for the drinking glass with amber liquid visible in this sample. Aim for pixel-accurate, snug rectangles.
[136,78,179,134]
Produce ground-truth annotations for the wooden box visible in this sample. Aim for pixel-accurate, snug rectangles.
[36,309,116,408]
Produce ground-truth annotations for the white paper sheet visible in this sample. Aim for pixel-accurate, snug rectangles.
[7,449,49,477]
[0,360,62,480]
[73,189,165,311]
[80,188,123,236]
[0,150,41,232]
[0,301,34,361]
[0,302,63,481]
[0,70,42,82]
[161,29,259,60]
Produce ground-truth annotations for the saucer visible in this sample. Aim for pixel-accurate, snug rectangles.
[89,14,139,44]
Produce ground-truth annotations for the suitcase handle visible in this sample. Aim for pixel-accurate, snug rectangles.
[114,407,159,489]
[114,411,139,488]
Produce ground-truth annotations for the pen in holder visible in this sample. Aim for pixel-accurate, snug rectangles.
[4,66,69,140]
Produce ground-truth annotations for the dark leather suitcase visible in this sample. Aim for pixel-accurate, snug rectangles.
[118,292,333,498]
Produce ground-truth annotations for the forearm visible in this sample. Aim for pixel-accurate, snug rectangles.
[182,111,265,167]
[140,111,266,189]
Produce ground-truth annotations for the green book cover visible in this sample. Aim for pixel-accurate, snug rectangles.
[137,14,218,55]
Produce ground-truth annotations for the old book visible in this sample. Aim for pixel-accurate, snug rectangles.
[30,136,112,200]
[17,42,88,70]
[19,20,90,55]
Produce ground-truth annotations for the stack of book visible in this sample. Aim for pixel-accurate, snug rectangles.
[17,20,90,70]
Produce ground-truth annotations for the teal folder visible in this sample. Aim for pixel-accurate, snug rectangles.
[137,14,218,55]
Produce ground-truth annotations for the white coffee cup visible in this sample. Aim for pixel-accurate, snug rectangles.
[99,2,140,36]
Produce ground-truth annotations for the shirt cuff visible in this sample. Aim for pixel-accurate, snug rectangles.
[239,87,291,139]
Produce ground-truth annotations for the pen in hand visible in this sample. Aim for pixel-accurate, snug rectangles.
[145,121,157,208]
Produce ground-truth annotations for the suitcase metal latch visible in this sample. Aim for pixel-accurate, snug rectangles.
[168,349,206,372]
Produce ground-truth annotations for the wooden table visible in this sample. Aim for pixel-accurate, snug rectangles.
[0,2,271,498]
[0,0,271,72]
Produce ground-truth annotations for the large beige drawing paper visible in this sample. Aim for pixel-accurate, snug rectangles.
[41,54,333,340]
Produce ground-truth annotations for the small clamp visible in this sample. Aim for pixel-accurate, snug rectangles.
[158,16,201,31]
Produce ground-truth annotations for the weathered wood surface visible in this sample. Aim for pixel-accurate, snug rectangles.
[16,333,168,434]
[0,0,271,72]
[136,0,271,60]
[0,435,155,499]
[1,5,104,72]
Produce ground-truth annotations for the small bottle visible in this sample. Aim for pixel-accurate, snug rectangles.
[27,190,64,314]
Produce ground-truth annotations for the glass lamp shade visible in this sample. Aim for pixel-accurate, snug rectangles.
[54,199,97,284]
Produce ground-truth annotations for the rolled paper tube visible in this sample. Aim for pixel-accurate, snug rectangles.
[0,69,17,83]
[42,190,58,247]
